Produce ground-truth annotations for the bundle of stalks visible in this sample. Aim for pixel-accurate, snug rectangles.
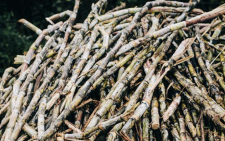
[1,0,225,140]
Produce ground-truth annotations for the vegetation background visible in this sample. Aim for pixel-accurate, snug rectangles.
[0,0,224,75]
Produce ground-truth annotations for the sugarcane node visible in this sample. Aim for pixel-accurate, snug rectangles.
[142,98,151,106]
[131,114,139,121]
[98,124,105,130]
[121,115,129,121]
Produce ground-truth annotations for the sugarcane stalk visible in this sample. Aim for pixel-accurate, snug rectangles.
[176,110,187,141]
[169,108,181,133]
[0,101,9,116]
[159,82,166,116]
[211,66,225,91]
[130,71,142,88]
[0,107,11,128]
[141,14,150,36]
[0,86,12,104]
[106,2,126,13]
[64,120,82,133]
[48,103,60,129]
[17,134,29,141]
[55,0,80,63]
[38,96,46,139]
[74,109,83,129]
[151,96,160,130]
[142,110,150,141]
[161,123,169,141]
[163,95,181,122]
[0,67,17,90]
[23,123,38,139]
[171,124,181,141]
[219,54,225,77]
[107,122,125,141]
[18,19,61,46]
[181,101,197,138]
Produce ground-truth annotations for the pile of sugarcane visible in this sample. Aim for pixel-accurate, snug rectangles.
[1,0,225,140]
